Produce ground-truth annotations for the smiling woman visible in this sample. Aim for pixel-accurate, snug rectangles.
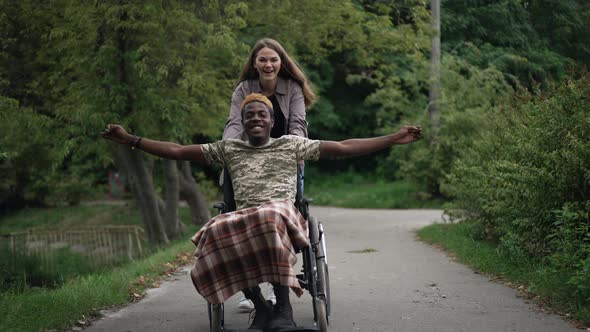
[223,38,315,141]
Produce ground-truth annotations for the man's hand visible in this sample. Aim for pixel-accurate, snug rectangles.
[101,124,207,163]
[393,125,422,145]
[101,124,133,145]
[319,124,423,159]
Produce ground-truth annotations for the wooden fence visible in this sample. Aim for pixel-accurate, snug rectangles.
[0,226,146,271]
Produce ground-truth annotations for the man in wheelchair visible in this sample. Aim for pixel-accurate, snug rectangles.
[101,93,422,330]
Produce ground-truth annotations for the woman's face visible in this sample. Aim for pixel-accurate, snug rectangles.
[254,47,281,84]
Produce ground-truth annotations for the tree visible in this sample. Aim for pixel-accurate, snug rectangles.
[5,0,246,244]
[441,0,572,88]
[0,0,67,209]
[528,0,590,67]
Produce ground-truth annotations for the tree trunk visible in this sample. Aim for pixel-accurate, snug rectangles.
[178,160,211,225]
[114,146,169,245]
[156,195,187,239]
[161,159,186,240]
[110,10,167,245]
[429,0,441,143]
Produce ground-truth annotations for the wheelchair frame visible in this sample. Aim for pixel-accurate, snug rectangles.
[207,169,331,332]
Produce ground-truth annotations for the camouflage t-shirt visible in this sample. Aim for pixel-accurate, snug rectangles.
[201,135,321,209]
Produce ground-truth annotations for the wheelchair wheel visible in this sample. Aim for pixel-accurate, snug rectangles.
[314,297,329,332]
[318,257,331,317]
[309,216,320,247]
[208,303,224,332]
[309,216,330,330]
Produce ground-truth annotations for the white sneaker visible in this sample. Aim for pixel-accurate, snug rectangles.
[237,296,254,312]
[265,285,277,305]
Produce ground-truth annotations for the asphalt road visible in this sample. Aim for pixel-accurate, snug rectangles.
[85,207,581,332]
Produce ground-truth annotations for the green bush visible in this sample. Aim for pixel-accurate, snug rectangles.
[543,202,590,306]
[381,55,513,198]
[447,74,590,306]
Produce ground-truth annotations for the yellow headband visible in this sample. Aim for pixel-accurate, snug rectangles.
[240,93,273,111]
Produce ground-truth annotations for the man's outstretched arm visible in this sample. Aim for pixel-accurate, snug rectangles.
[101,124,208,164]
[319,125,422,159]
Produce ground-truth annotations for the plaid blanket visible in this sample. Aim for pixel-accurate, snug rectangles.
[190,200,310,304]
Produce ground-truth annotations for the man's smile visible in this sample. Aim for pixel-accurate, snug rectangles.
[249,126,264,134]
[249,123,265,130]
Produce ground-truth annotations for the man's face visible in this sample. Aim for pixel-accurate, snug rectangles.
[242,101,274,145]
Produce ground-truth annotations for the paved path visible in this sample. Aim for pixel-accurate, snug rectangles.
[86,207,580,332]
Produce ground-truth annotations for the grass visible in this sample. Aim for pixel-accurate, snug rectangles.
[348,248,379,254]
[0,203,197,235]
[418,222,590,326]
[0,202,204,332]
[0,203,199,285]
[0,204,142,234]
[0,189,236,331]
[0,234,196,332]
[305,170,443,209]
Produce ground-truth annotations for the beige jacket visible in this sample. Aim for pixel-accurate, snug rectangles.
[223,77,308,140]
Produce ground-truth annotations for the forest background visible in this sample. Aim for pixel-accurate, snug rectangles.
[1,0,589,324]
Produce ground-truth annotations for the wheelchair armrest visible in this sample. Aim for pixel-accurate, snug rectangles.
[296,197,313,220]
[213,202,226,214]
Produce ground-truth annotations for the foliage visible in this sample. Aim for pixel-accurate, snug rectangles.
[36,0,245,162]
[0,0,245,208]
[441,0,589,88]
[1,0,589,208]
[446,74,590,305]
[0,2,66,208]
[380,55,513,197]
[544,203,590,306]
[528,0,590,67]
[0,97,69,207]
[375,0,589,198]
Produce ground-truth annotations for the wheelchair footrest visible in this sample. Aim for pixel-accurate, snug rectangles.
[223,327,318,332]
[267,326,319,332]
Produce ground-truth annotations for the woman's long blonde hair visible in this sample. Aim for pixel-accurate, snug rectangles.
[237,38,316,107]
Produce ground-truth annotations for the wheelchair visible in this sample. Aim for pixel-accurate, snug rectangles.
[208,168,331,332]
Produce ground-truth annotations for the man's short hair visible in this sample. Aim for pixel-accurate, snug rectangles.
[241,93,274,117]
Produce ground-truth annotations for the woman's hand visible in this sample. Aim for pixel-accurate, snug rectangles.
[101,124,133,145]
